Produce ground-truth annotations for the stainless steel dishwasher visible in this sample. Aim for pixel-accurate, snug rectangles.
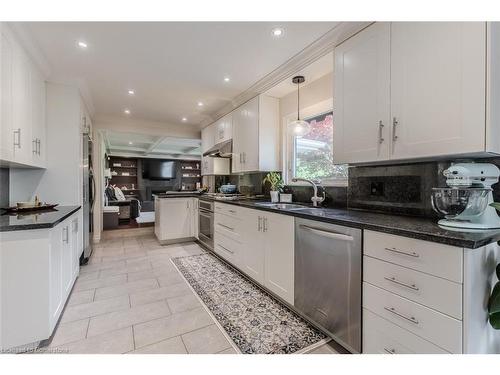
[294,218,362,353]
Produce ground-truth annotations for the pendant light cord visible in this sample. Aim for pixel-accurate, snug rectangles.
[297,81,300,121]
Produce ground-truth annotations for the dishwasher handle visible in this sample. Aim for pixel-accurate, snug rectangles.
[299,225,354,242]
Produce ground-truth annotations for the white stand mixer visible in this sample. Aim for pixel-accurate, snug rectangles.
[431,163,500,230]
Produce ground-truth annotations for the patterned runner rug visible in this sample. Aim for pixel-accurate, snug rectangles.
[171,252,328,354]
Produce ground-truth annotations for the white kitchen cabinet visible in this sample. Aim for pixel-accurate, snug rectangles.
[390,22,486,159]
[232,95,280,173]
[201,123,215,153]
[333,22,391,164]
[334,22,499,164]
[154,197,197,244]
[214,113,232,144]
[201,156,230,176]
[0,210,80,351]
[0,24,47,168]
[214,203,295,305]
[262,211,295,304]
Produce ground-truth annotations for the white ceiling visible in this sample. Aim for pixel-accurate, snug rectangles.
[103,130,201,159]
[20,22,338,128]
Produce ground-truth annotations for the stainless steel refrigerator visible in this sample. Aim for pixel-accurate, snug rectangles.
[81,133,95,264]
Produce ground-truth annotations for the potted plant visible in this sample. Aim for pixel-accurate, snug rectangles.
[263,172,284,203]
[489,263,500,329]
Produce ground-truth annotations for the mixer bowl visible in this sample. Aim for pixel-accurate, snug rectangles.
[431,187,490,219]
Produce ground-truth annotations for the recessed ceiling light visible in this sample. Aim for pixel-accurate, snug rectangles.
[224,77,230,82]
[128,89,135,95]
[77,41,88,49]
[271,28,284,38]
[124,109,131,115]
[197,102,204,107]
[128,141,133,145]
[182,117,187,122]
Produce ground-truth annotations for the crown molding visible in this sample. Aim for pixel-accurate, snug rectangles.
[6,22,51,79]
[200,21,372,129]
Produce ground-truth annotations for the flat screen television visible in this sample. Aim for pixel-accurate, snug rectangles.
[142,159,176,180]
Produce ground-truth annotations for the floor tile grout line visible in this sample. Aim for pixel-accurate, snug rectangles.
[85,317,91,339]
[179,335,189,354]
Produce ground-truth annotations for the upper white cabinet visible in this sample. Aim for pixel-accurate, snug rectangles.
[200,122,230,176]
[201,123,215,153]
[333,22,391,164]
[201,156,230,176]
[390,22,486,159]
[334,22,497,164]
[0,24,47,168]
[214,113,232,144]
[232,95,280,173]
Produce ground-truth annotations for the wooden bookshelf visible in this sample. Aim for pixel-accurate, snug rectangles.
[180,160,202,191]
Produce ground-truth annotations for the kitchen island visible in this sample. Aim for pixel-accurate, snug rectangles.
[154,195,199,244]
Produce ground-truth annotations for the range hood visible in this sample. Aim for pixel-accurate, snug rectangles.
[203,139,232,158]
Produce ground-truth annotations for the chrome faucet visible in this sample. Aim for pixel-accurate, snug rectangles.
[291,178,326,207]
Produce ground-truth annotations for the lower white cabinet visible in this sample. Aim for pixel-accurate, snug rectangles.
[214,203,295,305]
[154,197,197,243]
[0,210,80,351]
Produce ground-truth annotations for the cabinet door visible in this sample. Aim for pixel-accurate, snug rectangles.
[333,22,391,164]
[49,224,64,329]
[390,22,486,159]
[0,29,14,162]
[263,212,295,304]
[30,65,46,167]
[240,208,265,284]
[214,113,232,143]
[159,198,192,240]
[233,97,259,172]
[71,217,80,279]
[61,224,73,297]
[201,123,215,153]
[11,43,32,164]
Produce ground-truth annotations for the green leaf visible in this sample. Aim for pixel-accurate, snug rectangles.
[490,202,500,211]
[490,312,500,330]
[488,282,500,314]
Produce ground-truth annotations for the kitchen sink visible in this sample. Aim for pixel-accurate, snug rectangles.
[253,202,310,210]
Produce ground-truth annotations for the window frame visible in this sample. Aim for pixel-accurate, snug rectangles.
[282,98,347,187]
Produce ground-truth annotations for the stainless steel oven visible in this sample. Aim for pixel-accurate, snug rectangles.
[198,199,214,250]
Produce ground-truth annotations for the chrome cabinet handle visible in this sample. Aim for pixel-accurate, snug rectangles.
[384,276,419,291]
[218,244,234,254]
[263,217,268,232]
[63,226,69,244]
[228,209,236,214]
[384,247,419,258]
[239,153,242,163]
[243,152,246,163]
[384,348,396,354]
[392,117,398,142]
[258,216,262,232]
[217,223,234,231]
[300,225,354,242]
[13,128,21,148]
[37,139,41,155]
[32,139,37,154]
[378,120,385,144]
[384,306,419,325]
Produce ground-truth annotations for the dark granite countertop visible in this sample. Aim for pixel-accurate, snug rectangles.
[209,199,500,249]
[155,193,202,198]
[0,206,81,232]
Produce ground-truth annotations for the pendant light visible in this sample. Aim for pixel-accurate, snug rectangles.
[289,75,309,137]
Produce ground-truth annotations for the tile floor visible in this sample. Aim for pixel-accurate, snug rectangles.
[44,232,338,354]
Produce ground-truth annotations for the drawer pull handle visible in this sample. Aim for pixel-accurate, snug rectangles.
[217,223,234,231]
[384,306,419,325]
[384,276,419,291]
[218,244,234,254]
[229,210,237,214]
[384,348,396,354]
[384,247,419,258]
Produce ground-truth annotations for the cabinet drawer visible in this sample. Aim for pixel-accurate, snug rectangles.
[214,212,243,242]
[214,203,241,218]
[363,309,449,354]
[363,230,463,283]
[214,231,242,269]
[363,282,462,353]
[363,256,462,319]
